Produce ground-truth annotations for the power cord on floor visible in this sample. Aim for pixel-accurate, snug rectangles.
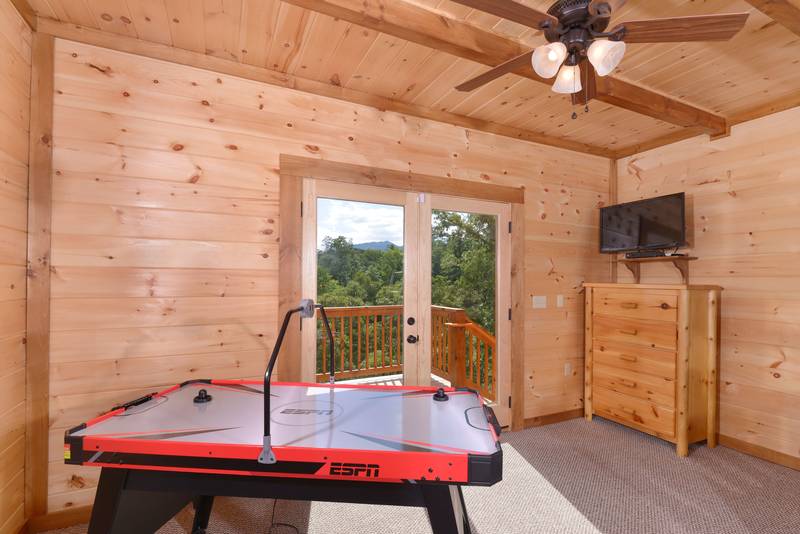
[268,499,299,534]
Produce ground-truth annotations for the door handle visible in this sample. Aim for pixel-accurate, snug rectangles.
[407,335,418,344]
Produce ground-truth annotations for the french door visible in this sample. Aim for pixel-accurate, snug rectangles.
[300,179,511,425]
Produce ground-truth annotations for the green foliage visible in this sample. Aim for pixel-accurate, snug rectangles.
[316,211,495,333]
[431,211,496,333]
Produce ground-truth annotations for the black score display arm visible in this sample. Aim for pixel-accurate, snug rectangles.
[258,299,335,465]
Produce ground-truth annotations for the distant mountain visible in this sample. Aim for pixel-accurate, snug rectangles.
[354,241,400,251]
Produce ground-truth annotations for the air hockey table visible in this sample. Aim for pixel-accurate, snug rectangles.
[64,302,502,534]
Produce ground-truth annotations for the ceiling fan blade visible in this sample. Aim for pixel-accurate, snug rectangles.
[571,61,597,106]
[456,51,534,92]
[615,13,750,43]
[449,0,557,29]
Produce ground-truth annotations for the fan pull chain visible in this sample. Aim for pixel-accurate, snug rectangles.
[584,66,590,114]
[571,68,579,120]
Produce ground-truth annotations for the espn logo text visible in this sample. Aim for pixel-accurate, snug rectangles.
[280,408,334,416]
[329,462,380,478]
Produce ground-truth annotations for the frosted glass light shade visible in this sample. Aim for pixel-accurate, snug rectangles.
[552,64,582,94]
[532,42,568,79]
[587,39,626,76]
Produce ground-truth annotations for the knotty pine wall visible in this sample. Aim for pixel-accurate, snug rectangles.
[617,106,800,463]
[46,39,610,511]
[0,0,31,532]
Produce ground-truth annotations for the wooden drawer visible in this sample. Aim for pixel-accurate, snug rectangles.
[593,315,677,351]
[593,362,675,408]
[594,387,675,439]
[594,289,678,322]
[593,340,676,381]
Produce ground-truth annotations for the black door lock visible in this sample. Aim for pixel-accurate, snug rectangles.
[407,335,418,344]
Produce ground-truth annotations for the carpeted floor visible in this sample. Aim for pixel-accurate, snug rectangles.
[45,417,800,534]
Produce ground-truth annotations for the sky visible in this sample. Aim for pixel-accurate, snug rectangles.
[317,198,404,249]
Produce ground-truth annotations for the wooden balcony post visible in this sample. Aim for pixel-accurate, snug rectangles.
[443,309,468,388]
[447,322,467,389]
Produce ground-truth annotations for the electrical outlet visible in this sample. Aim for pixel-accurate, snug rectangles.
[564,362,572,376]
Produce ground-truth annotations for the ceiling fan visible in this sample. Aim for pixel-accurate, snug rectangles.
[453,0,749,107]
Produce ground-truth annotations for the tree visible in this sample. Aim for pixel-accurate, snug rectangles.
[316,210,496,333]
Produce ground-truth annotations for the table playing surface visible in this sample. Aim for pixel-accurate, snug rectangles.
[66,380,502,485]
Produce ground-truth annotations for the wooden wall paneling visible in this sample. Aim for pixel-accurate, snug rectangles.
[616,105,800,467]
[38,18,615,157]
[608,158,618,282]
[24,32,50,529]
[0,0,31,531]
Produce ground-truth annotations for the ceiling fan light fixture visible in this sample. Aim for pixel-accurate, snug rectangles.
[552,64,582,94]
[587,39,626,76]
[532,42,568,79]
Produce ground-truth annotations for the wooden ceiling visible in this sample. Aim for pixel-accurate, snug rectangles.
[21,0,800,158]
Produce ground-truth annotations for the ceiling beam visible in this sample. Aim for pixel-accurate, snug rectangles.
[744,0,800,36]
[595,77,726,133]
[282,0,728,135]
[9,0,36,30]
[37,18,614,158]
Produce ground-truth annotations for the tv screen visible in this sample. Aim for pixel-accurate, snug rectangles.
[600,193,686,253]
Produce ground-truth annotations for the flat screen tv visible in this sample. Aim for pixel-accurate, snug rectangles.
[600,193,686,254]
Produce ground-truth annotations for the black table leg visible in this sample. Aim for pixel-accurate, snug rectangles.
[88,468,194,534]
[421,485,471,534]
[192,495,215,534]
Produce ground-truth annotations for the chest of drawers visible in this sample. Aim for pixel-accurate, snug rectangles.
[583,283,721,456]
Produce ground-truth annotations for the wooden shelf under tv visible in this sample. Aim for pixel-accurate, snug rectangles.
[619,256,698,284]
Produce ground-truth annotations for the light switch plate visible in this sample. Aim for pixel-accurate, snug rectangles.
[556,295,565,308]
[532,295,547,309]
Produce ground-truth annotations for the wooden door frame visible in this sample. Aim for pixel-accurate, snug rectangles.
[279,155,526,430]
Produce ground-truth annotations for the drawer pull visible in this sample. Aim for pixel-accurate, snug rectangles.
[619,354,638,363]
[660,302,671,310]
[619,378,637,388]
[620,329,638,336]
[621,302,639,309]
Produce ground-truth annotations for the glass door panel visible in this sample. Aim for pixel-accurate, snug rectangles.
[428,197,511,426]
[315,198,405,384]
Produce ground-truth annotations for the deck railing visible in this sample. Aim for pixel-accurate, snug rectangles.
[431,306,496,400]
[317,305,496,399]
[316,306,404,382]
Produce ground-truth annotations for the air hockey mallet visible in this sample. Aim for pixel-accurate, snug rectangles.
[258,299,335,465]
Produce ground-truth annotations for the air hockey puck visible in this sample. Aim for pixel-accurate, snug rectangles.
[193,389,213,404]
[433,388,449,402]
